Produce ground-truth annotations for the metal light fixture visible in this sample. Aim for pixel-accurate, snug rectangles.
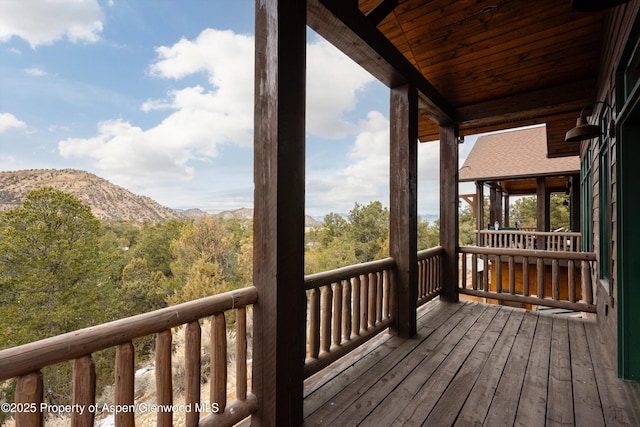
[564,101,615,143]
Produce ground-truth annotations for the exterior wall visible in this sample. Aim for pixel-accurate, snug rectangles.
[584,1,639,368]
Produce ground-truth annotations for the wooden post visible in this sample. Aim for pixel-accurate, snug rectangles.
[252,0,307,424]
[476,182,484,245]
[156,330,173,427]
[115,342,134,427]
[185,321,201,427]
[536,177,547,249]
[72,356,96,427]
[15,371,43,427]
[489,185,500,226]
[389,83,418,337]
[504,193,510,227]
[440,124,459,302]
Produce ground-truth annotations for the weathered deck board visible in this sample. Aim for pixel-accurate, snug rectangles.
[303,299,640,426]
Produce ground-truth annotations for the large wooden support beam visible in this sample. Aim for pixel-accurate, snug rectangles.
[366,0,399,27]
[476,182,484,245]
[536,177,549,249]
[504,193,510,227]
[307,0,454,125]
[440,124,459,302]
[389,84,418,338]
[252,0,307,425]
[489,186,501,227]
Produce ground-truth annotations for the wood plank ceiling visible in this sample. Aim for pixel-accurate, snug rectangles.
[314,0,607,158]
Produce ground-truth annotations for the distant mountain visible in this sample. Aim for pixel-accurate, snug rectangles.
[216,207,254,220]
[0,169,184,223]
[214,207,323,228]
[177,208,210,219]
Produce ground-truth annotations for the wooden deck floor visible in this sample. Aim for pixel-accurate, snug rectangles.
[303,299,640,426]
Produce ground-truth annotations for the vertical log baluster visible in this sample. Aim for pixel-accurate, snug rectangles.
[482,254,489,291]
[342,279,352,342]
[508,256,516,294]
[321,285,333,353]
[156,330,173,427]
[522,256,530,296]
[461,254,467,290]
[309,288,320,358]
[552,259,560,301]
[376,271,383,323]
[236,307,248,401]
[495,255,503,294]
[351,277,360,338]
[418,259,425,298]
[360,274,368,332]
[15,371,43,427]
[115,342,135,427]
[568,260,576,302]
[582,261,593,304]
[72,356,96,427]
[185,321,201,427]
[211,313,227,413]
[368,272,377,328]
[537,258,546,299]
[382,270,390,319]
[332,281,343,349]
[471,254,478,290]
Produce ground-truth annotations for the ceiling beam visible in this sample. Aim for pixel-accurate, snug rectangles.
[307,0,455,125]
[366,0,399,27]
[455,79,597,127]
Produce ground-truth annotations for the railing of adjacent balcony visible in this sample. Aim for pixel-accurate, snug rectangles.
[478,229,582,252]
[0,287,258,427]
[459,246,596,312]
[417,246,444,307]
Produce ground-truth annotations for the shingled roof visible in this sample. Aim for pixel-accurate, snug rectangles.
[459,126,580,183]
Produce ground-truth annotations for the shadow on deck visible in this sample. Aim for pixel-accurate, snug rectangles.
[303,299,640,426]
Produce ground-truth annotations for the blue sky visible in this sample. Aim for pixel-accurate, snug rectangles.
[0,0,477,217]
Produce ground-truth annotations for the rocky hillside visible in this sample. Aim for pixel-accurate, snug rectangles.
[216,207,322,228]
[0,169,184,223]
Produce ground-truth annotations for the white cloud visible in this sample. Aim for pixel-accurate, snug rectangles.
[309,110,390,211]
[0,113,27,132]
[306,114,444,215]
[148,28,254,116]
[306,38,376,138]
[0,0,104,48]
[25,67,47,77]
[61,28,378,199]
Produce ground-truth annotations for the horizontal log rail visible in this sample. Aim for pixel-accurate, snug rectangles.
[417,246,444,306]
[478,229,582,252]
[304,258,396,378]
[459,246,596,312]
[0,286,258,427]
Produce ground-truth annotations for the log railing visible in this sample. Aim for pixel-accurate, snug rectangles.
[0,250,446,424]
[0,286,258,427]
[417,246,444,307]
[478,230,582,252]
[304,258,396,378]
[459,246,596,312]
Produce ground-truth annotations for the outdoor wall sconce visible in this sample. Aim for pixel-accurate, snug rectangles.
[564,101,615,143]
